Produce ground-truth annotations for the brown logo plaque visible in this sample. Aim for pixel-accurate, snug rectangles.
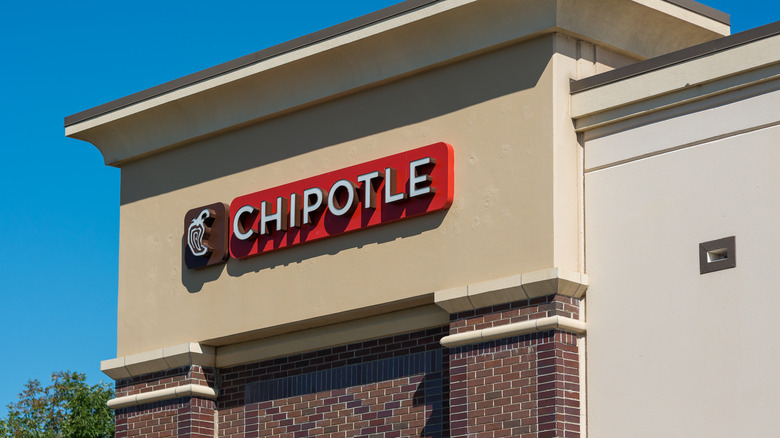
[184,202,230,269]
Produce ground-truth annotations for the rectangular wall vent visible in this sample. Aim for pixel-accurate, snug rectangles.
[699,236,736,274]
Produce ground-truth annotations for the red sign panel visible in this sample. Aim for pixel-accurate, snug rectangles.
[229,142,454,259]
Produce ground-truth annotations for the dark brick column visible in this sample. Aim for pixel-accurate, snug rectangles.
[447,295,582,438]
[114,365,217,438]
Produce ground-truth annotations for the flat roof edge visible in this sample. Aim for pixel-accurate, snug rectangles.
[571,20,780,94]
[64,0,440,128]
[665,0,729,25]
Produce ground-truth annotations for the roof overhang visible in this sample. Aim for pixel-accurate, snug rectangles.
[65,0,729,167]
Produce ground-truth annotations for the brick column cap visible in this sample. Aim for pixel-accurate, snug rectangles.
[107,383,218,409]
[441,315,586,347]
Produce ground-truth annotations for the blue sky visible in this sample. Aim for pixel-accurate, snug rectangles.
[0,0,777,417]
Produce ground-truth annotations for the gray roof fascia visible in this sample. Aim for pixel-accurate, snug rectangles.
[64,0,440,128]
[665,0,729,25]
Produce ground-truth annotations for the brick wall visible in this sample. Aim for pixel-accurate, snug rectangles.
[115,396,216,437]
[114,366,217,437]
[111,295,582,437]
[218,326,449,437]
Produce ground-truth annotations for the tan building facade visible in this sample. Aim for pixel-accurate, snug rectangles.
[65,0,780,436]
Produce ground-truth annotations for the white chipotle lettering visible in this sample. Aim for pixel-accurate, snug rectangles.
[232,157,436,240]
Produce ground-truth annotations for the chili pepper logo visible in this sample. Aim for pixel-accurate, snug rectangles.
[187,208,213,256]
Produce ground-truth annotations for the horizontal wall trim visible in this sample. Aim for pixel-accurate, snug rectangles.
[100,306,449,379]
[101,269,586,379]
[106,384,218,410]
[440,315,586,348]
[434,267,589,314]
[585,118,780,174]
[574,63,780,134]
[216,305,449,368]
[101,342,215,380]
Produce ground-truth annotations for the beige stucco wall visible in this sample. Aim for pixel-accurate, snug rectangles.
[114,32,639,356]
[117,36,568,355]
[582,68,780,435]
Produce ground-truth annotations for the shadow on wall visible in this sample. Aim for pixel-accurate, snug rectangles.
[120,36,552,205]
[413,370,450,437]
[240,349,449,437]
[182,210,446,293]
[177,37,551,292]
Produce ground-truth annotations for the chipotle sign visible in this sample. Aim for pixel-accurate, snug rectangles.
[184,142,454,269]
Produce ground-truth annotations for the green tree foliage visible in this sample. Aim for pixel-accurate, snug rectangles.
[0,371,113,438]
